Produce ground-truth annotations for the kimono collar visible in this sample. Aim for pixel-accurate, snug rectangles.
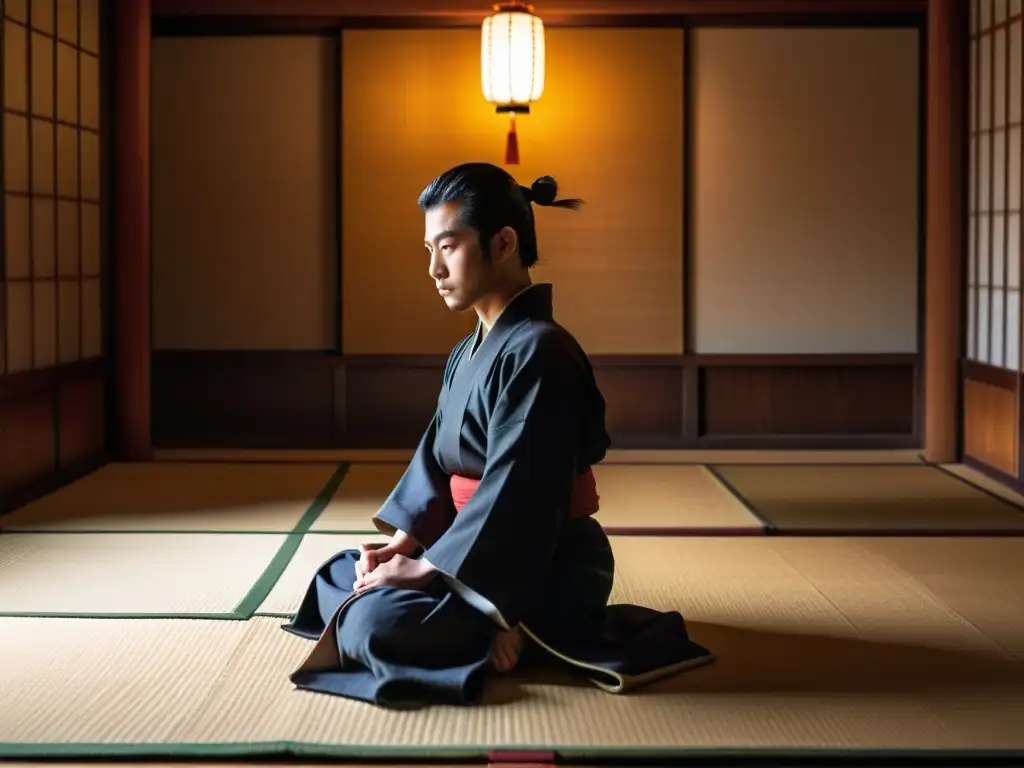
[487,283,554,334]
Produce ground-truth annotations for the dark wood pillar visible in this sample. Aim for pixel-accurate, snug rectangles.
[923,0,968,463]
[113,0,152,460]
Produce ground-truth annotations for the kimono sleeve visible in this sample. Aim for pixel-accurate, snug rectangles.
[420,340,581,629]
[372,408,457,548]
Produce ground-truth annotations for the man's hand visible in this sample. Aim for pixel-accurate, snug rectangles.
[353,554,437,592]
[354,530,422,582]
[354,542,396,582]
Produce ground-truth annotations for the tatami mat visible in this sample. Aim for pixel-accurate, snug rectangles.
[2,537,1023,758]
[172,611,1024,754]
[940,462,1024,508]
[309,464,404,533]
[861,537,1024,661]
[0,532,286,617]
[308,462,765,535]
[255,533,387,616]
[712,464,1024,534]
[0,617,254,744]
[592,465,765,534]
[1,462,343,533]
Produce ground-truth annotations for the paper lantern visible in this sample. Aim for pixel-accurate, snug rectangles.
[481,1,545,165]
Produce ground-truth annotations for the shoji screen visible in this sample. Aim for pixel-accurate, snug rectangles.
[967,0,1022,370]
[2,0,102,375]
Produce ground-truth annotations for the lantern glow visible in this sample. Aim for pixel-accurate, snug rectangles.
[481,3,545,108]
[481,2,545,164]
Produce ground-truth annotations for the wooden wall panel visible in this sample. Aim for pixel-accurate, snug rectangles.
[150,351,918,450]
[0,389,57,499]
[0,359,106,515]
[150,35,338,351]
[690,27,920,354]
[701,361,916,436]
[341,357,445,447]
[58,365,106,469]
[963,363,1018,477]
[523,28,685,356]
[340,29,487,356]
[151,351,336,448]
[340,28,685,356]
[143,16,929,462]
[594,362,686,444]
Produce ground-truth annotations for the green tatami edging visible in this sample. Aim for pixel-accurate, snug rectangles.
[0,740,1019,764]
[231,462,350,618]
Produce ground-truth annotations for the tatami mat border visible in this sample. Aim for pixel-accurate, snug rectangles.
[927,462,1024,512]
[230,462,349,618]
[0,740,1020,763]
[11,459,1024,540]
[0,465,350,620]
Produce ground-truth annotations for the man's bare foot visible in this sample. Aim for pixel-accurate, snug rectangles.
[490,626,524,673]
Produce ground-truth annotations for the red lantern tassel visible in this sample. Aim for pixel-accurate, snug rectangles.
[504,113,520,165]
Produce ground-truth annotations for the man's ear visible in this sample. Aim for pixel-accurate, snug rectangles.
[491,226,519,265]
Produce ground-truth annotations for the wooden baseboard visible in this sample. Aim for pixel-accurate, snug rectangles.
[151,350,920,451]
[0,453,109,520]
[0,359,108,514]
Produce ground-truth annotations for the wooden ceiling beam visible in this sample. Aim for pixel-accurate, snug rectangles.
[151,0,926,21]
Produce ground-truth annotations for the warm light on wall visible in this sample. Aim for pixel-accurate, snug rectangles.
[481,1,545,164]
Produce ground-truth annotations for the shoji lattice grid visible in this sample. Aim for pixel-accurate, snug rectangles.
[2,0,101,375]
[968,0,1023,369]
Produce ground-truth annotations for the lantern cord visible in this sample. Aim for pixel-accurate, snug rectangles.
[504,112,520,165]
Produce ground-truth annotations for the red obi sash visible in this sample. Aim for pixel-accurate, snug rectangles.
[449,467,599,518]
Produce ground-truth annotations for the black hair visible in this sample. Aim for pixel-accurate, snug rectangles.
[418,162,583,268]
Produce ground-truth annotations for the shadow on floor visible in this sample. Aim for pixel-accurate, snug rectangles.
[488,621,1023,703]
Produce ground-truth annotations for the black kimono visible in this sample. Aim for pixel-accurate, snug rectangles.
[283,283,713,708]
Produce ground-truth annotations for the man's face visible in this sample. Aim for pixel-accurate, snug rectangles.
[424,202,493,313]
